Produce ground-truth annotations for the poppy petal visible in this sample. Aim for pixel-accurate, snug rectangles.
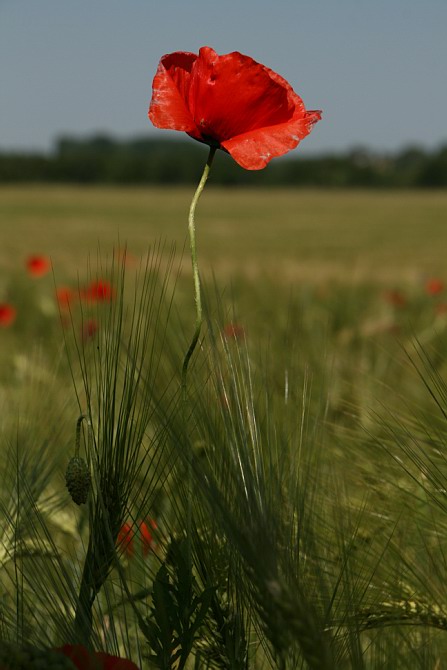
[149,52,198,132]
[95,651,140,669]
[222,109,322,170]
[55,645,92,668]
[26,255,51,277]
[0,304,17,327]
[117,522,134,556]
[187,47,294,145]
[56,645,140,670]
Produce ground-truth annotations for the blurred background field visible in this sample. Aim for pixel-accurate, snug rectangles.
[2,185,447,281]
[2,185,447,385]
[2,183,447,443]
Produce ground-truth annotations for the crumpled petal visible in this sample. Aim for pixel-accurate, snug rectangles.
[222,109,322,170]
[149,52,197,132]
[186,47,293,143]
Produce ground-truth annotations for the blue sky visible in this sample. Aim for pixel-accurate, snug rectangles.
[1,0,446,155]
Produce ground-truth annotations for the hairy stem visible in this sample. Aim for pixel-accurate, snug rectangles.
[180,145,216,572]
[181,145,216,399]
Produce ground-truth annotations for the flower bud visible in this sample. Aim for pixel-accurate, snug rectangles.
[65,456,90,505]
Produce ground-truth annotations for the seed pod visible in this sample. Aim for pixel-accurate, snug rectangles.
[0,641,76,669]
[65,456,91,505]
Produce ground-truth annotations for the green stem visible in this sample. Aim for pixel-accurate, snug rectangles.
[181,145,216,399]
[74,542,95,645]
[181,145,216,572]
[75,414,90,457]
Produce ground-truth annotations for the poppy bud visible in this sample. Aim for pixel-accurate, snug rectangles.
[65,456,91,505]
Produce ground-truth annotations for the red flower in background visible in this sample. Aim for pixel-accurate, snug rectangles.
[26,255,50,277]
[82,318,99,341]
[425,278,444,296]
[223,322,246,341]
[82,280,115,302]
[383,289,407,308]
[117,248,136,266]
[117,519,157,557]
[117,522,134,556]
[0,304,17,327]
[55,644,140,669]
[56,286,76,310]
[149,46,321,170]
[139,519,157,556]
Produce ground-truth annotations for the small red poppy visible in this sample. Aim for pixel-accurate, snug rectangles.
[383,289,407,308]
[55,644,140,669]
[117,522,134,556]
[26,255,51,277]
[117,248,136,266]
[117,519,157,558]
[82,280,115,302]
[149,46,321,170]
[139,519,157,556]
[425,278,444,296]
[223,323,246,341]
[0,304,17,327]
[56,286,76,309]
[82,318,99,341]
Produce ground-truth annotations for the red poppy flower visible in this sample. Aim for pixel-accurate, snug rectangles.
[425,277,444,296]
[55,644,140,669]
[56,286,76,309]
[117,522,134,557]
[139,519,157,556]
[82,318,99,341]
[223,322,246,341]
[0,303,17,327]
[117,248,136,266]
[117,519,157,557]
[82,280,115,302]
[149,46,321,170]
[383,289,407,308]
[26,255,51,277]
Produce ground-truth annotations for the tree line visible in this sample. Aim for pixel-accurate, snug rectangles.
[1,135,446,187]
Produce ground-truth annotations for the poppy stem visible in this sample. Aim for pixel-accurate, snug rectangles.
[181,145,216,396]
[75,414,91,458]
[181,146,216,572]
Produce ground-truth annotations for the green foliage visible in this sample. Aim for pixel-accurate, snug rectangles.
[65,250,179,645]
[143,539,214,669]
[1,135,447,187]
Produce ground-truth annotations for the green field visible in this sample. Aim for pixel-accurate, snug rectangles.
[1,185,447,282]
[2,186,447,668]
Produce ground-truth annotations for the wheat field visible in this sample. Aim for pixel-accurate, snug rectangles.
[1,185,447,668]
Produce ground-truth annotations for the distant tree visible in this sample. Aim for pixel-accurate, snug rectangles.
[417,144,447,187]
[394,146,428,186]
[0,134,446,187]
